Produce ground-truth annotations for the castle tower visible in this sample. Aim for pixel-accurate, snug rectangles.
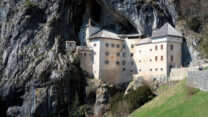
[85,19,100,47]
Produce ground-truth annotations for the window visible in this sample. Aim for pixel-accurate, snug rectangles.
[131,61,134,65]
[111,44,115,47]
[161,68,163,71]
[117,44,120,48]
[155,68,158,71]
[122,61,126,65]
[105,43,109,47]
[131,44,134,48]
[161,45,163,50]
[139,60,141,63]
[84,53,86,56]
[161,56,163,61]
[105,60,109,64]
[117,53,120,57]
[171,55,174,61]
[131,53,134,57]
[150,59,152,62]
[139,50,141,53]
[150,49,152,51]
[155,45,158,51]
[155,56,158,61]
[94,52,96,55]
[80,53,82,56]
[70,44,72,46]
[150,69,152,71]
[123,68,126,71]
[116,61,120,65]
[94,43,96,47]
[123,44,126,49]
[105,51,109,56]
[139,69,141,72]
[130,70,133,73]
[171,44,173,50]
[122,52,126,57]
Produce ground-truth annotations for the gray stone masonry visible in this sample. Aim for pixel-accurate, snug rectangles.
[187,70,208,92]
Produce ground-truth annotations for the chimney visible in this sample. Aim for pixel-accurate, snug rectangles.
[89,18,92,26]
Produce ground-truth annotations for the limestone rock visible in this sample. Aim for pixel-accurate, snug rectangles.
[125,76,144,95]
[7,106,21,117]
[95,0,177,35]
[85,79,115,116]
[0,0,86,116]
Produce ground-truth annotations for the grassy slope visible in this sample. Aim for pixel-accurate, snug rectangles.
[130,79,208,117]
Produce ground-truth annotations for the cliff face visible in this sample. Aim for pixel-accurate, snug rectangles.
[0,0,204,116]
[0,0,87,116]
[95,0,177,35]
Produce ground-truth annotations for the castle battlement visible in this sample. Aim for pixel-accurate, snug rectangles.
[77,46,93,51]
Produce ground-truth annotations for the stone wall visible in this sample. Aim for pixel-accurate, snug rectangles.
[169,63,208,81]
[169,67,197,81]
[77,46,94,77]
[187,70,208,92]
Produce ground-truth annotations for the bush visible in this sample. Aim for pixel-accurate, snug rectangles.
[124,85,155,111]
[109,92,124,115]
[25,0,34,6]
[69,94,85,117]
[187,17,201,32]
[198,34,208,58]
[109,85,155,116]
[113,100,130,117]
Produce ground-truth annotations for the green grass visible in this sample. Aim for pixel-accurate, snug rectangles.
[203,66,208,70]
[129,79,208,117]
[156,83,169,95]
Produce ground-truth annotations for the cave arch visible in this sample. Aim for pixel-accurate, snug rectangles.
[86,0,101,23]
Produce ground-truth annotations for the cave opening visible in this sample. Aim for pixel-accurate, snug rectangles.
[0,99,7,117]
[86,0,101,23]
[11,88,25,107]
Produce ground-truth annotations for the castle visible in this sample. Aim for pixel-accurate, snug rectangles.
[66,20,183,84]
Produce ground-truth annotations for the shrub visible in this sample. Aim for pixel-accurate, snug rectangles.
[109,85,155,116]
[113,100,130,117]
[124,85,155,111]
[109,92,124,115]
[198,34,208,58]
[69,93,85,117]
[25,0,34,6]
[187,17,201,32]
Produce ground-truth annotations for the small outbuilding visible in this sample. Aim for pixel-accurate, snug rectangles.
[65,41,76,52]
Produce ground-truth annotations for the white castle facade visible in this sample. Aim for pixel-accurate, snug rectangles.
[66,20,183,84]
